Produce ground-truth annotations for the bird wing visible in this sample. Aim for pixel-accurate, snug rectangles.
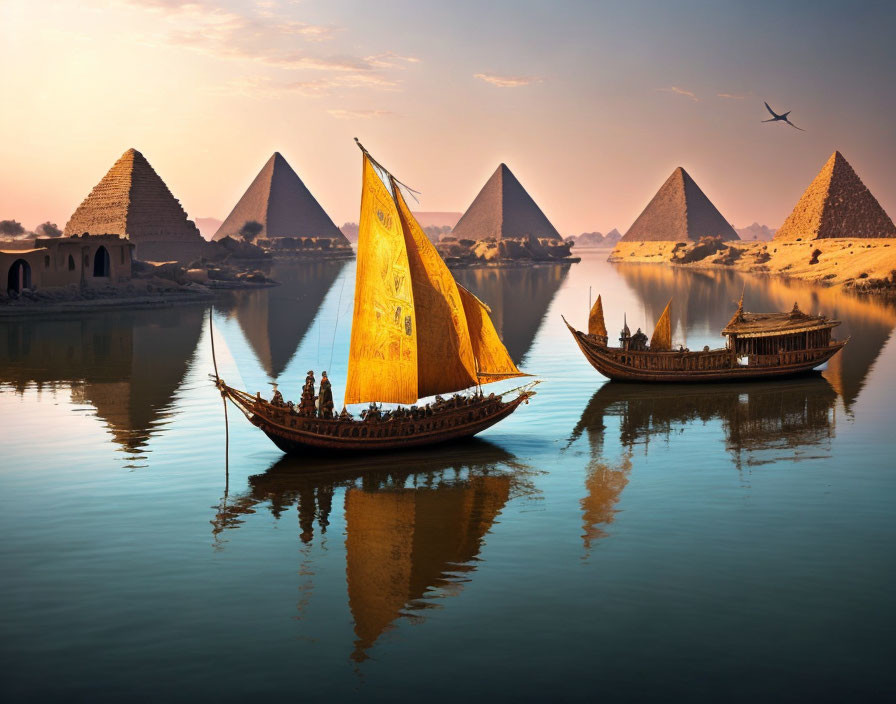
[761,118,777,123]
[785,119,805,131]
[764,101,777,117]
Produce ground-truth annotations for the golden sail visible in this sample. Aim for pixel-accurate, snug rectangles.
[344,156,419,404]
[649,299,672,351]
[588,294,607,338]
[392,177,479,396]
[344,152,526,405]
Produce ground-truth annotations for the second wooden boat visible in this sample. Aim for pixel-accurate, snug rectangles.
[564,294,847,382]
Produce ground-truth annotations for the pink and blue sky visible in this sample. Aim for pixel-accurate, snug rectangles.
[1,0,894,235]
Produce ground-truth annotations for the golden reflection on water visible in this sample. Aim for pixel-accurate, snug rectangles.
[211,443,539,662]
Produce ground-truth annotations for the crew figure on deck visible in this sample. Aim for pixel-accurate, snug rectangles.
[318,371,334,419]
[299,370,316,416]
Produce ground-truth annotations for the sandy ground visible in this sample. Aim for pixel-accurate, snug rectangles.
[609,239,896,291]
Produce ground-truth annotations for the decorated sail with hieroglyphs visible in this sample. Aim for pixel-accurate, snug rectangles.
[344,156,418,404]
[392,177,479,397]
[650,299,672,351]
[345,150,526,405]
[458,285,524,383]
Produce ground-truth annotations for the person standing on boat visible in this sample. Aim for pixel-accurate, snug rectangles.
[319,371,334,419]
[299,371,316,416]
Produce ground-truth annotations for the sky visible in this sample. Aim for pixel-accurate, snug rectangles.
[1,0,894,236]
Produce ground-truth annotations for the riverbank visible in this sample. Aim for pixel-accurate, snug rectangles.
[609,239,896,293]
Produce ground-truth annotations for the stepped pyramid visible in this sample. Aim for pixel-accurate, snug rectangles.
[775,151,895,240]
[64,148,202,245]
[213,152,347,243]
[620,167,738,242]
[452,163,561,241]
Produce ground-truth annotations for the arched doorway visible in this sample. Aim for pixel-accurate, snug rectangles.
[93,246,110,277]
[7,259,31,293]
[68,254,75,271]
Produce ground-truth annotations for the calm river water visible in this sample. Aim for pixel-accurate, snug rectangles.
[2,251,894,701]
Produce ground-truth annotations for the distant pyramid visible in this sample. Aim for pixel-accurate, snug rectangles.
[452,163,562,241]
[774,151,895,240]
[213,152,347,243]
[620,167,738,242]
[64,148,202,245]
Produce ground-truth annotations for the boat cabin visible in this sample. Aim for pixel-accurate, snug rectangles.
[722,302,840,356]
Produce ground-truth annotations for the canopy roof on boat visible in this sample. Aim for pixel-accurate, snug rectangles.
[723,302,840,339]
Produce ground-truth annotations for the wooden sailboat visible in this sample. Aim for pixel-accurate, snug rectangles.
[213,141,536,453]
[563,294,847,382]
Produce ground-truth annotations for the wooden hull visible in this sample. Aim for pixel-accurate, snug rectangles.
[219,382,534,454]
[564,319,847,383]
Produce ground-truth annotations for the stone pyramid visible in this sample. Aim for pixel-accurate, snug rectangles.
[451,163,561,241]
[774,151,895,240]
[213,152,347,242]
[64,148,202,244]
[620,167,738,242]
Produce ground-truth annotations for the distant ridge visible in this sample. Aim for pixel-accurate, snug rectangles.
[775,151,895,240]
[214,152,347,243]
[620,167,738,242]
[736,222,775,241]
[452,164,562,241]
[412,211,463,229]
[63,148,202,244]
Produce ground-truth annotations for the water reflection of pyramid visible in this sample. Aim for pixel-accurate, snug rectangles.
[571,378,838,469]
[613,263,896,408]
[453,264,570,364]
[228,260,348,378]
[0,306,204,454]
[213,442,530,662]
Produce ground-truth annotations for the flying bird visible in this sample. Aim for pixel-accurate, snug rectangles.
[762,102,805,131]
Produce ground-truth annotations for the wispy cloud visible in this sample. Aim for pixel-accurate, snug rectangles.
[327,109,393,119]
[115,0,416,93]
[218,73,401,97]
[659,86,699,102]
[717,92,745,100]
[474,73,541,88]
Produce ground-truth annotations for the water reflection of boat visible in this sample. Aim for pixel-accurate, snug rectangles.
[217,259,349,379]
[212,440,534,662]
[0,306,204,455]
[570,377,838,468]
[565,292,846,382]
[453,264,570,365]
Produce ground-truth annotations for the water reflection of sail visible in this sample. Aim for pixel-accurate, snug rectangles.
[453,264,570,364]
[224,260,348,378]
[345,475,509,661]
[0,307,204,454]
[580,457,631,552]
[212,442,532,662]
[614,263,896,406]
[572,378,838,468]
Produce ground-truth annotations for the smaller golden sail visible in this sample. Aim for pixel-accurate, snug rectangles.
[588,294,608,344]
[649,299,672,351]
[211,140,537,454]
